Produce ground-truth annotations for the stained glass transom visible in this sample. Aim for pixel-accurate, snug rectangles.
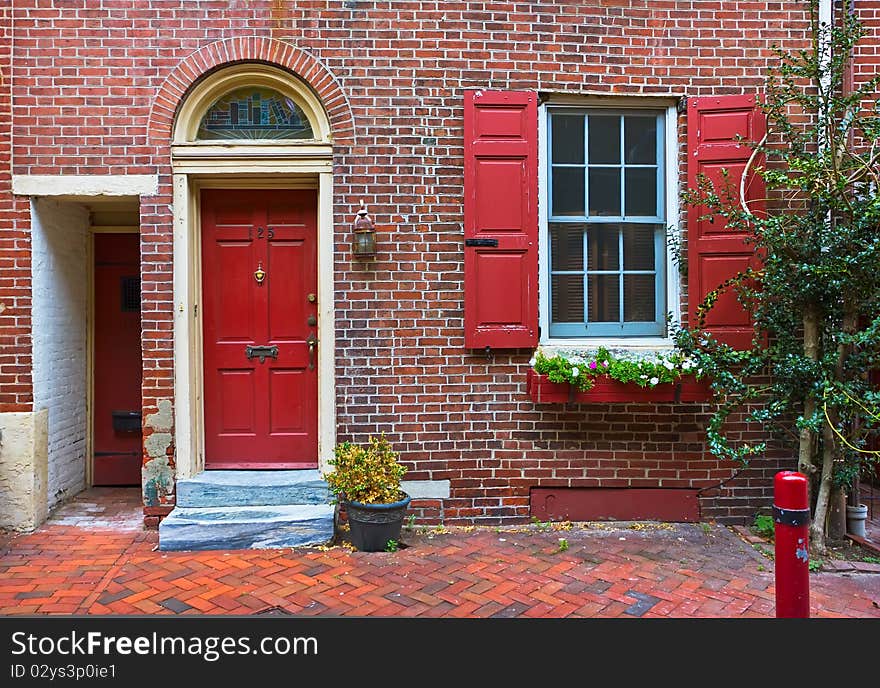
[197,87,314,140]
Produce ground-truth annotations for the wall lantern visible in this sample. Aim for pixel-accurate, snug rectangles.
[352,200,377,259]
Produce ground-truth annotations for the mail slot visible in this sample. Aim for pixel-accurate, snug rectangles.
[112,410,142,433]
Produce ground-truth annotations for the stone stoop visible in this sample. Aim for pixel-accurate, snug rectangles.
[159,470,334,551]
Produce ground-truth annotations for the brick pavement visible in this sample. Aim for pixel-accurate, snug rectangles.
[0,489,878,618]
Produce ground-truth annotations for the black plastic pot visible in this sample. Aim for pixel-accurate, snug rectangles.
[344,493,411,552]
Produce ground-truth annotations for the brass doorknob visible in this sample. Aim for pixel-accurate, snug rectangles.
[307,293,316,303]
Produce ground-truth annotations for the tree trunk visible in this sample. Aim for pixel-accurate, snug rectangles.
[798,307,820,476]
[810,419,835,555]
[827,485,847,542]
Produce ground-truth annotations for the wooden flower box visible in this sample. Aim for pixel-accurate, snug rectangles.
[527,369,712,404]
[526,368,571,403]
[571,375,712,403]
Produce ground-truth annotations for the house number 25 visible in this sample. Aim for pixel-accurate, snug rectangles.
[251,227,275,240]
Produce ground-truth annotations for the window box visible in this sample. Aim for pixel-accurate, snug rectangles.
[526,368,572,403]
[527,369,711,404]
[571,375,711,403]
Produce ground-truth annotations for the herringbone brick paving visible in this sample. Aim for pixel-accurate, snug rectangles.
[1,489,878,618]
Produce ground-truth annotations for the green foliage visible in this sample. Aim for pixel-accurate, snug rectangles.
[385,539,400,553]
[557,538,569,552]
[324,434,407,505]
[809,558,823,573]
[753,514,775,540]
[531,347,703,390]
[864,556,880,564]
[667,225,686,277]
[674,1,880,482]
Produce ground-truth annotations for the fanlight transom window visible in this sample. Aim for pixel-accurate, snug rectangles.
[197,86,314,141]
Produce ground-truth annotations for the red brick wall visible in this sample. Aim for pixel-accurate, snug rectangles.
[0,4,32,412]
[7,1,871,524]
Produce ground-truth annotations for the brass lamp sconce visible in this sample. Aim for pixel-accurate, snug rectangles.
[352,200,377,259]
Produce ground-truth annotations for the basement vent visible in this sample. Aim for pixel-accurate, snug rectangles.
[121,276,140,312]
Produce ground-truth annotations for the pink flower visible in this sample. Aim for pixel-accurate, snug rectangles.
[588,361,598,370]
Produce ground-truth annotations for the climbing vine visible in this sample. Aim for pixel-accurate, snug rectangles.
[675,0,880,553]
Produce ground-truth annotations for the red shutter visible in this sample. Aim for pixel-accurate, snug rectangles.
[464,90,538,349]
[687,94,766,349]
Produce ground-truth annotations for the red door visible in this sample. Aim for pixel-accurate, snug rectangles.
[93,233,143,485]
[201,189,318,468]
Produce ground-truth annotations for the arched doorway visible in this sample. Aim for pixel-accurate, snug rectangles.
[170,63,336,478]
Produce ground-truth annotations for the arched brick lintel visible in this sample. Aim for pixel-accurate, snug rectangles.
[148,36,355,148]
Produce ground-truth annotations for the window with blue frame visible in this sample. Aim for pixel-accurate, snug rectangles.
[548,109,666,338]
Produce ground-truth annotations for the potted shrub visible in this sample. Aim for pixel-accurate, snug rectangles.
[324,434,410,552]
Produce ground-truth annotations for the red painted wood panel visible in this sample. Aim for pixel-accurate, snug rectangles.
[463,90,538,349]
[530,488,700,522]
[526,370,711,403]
[201,189,318,468]
[687,94,766,350]
[93,233,142,486]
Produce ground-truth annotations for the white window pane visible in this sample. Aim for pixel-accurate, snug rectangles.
[624,168,657,217]
[587,224,619,271]
[588,116,620,164]
[552,274,584,322]
[552,167,585,216]
[622,225,655,270]
[588,168,620,216]
[552,115,584,164]
[588,274,619,322]
[624,274,656,322]
[550,223,584,271]
[624,116,657,164]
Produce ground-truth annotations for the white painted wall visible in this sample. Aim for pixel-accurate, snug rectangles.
[31,198,90,510]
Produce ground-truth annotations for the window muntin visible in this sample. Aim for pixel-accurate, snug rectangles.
[548,109,666,337]
[197,86,314,141]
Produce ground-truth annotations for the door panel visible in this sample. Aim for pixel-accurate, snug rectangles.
[218,369,257,434]
[202,188,318,468]
[93,233,142,486]
[269,369,307,434]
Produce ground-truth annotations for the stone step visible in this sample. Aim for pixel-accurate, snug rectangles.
[158,504,335,551]
[176,470,330,508]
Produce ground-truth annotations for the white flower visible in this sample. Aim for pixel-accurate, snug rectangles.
[529,357,537,367]
[682,360,692,370]
[602,360,609,367]
[664,360,675,370]
[699,338,709,346]
[649,377,660,385]
[697,368,703,376]
[571,367,580,377]
[640,374,648,380]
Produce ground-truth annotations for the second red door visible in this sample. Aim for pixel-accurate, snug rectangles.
[201,188,318,468]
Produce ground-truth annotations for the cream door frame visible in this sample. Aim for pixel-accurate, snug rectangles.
[170,63,337,477]
[171,168,335,478]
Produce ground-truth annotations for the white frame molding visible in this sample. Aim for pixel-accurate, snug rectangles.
[171,64,336,478]
[12,175,159,197]
[538,99,681,350]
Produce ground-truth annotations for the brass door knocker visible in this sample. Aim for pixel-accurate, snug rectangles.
[254,262,266,285]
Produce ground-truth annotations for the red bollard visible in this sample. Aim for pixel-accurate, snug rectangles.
[773,471,810,618]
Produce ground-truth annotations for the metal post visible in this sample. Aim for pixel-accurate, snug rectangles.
[773,471,811,618]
